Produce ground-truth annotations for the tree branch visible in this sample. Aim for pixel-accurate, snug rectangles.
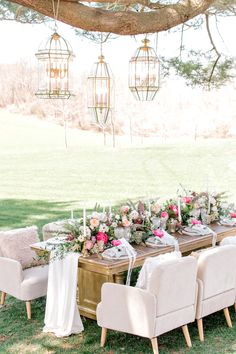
[9,0,216,35]
[205,13,221,87]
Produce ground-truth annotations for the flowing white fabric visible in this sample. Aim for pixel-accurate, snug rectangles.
[43,252,84,337]
[136,251,182,290]
[119,238,136,286]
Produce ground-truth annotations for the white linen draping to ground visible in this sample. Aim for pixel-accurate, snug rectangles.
[43,251,84,337]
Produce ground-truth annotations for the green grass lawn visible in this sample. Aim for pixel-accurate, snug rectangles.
[1,110,236,353]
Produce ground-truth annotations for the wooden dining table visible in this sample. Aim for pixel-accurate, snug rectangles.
[32,224,236,320]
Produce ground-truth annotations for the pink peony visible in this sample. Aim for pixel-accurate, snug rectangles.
[153,229,164,238]
[169,204,178,215]
[182,196,191,204]
[161,211,168,219]
[192,219,201,225]
[230,212,236,218]
[96,232,108,244]
[85,240,94,250]
[112,239,122,246]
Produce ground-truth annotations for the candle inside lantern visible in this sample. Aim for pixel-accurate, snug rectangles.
[71,209,74,219]
[109,205,112,215]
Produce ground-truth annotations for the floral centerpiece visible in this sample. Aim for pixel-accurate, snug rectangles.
[51,190,230,258]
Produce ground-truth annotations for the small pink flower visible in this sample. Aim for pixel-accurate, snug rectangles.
[85,240,94,250]
[90,218,99,227]
[169,204,178,215]
[230,212,236,218]
[120,205,130,214]
[182,197,191,204]
[112,239,122,246]
[66,234,74,241]
[96,232,108,244]
[192,219,201,225]
[91,236,96,244]
[161,211,168,219]
[153,229,164,238]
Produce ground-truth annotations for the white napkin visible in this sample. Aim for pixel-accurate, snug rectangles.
[146,231,179,251]
[182,225,217,247]
[43,252,84,337]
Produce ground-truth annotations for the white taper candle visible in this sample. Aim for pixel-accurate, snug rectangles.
[178,197,182,223]
[83,207,86,237]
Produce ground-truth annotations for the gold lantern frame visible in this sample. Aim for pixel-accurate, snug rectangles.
[129,38,160,101]
[87,42,114,128]
[35,31,74,99]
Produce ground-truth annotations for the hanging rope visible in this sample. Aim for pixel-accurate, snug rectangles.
[52,0,60,31]
[155,32,159,54]
[100,32,103,57]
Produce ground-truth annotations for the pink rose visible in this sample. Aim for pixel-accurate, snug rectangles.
[120,205,130,214]
[85,240,94,250]
[161,211,168,219]
[169,204,178,215]
[182,197,191,204]
[153,229,164,238]
[192,219,201,225]
[96,232,108,244]
[230,212,236,218]
[112,239,122,246]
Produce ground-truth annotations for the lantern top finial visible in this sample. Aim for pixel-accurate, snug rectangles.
[98,55,105,63]
[141,38,150,51]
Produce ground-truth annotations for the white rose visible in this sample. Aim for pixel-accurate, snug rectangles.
[78,235,85,242]
[115,214,120,220]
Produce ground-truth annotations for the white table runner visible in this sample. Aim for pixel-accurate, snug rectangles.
[43,251,84,337]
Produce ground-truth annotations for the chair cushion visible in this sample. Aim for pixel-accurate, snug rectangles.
[21,265,49,300]
[0,226,46,270]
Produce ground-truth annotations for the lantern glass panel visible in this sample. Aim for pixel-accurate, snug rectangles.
[87,56,114,127]
[35,32,74,99]
[129,39,160,101]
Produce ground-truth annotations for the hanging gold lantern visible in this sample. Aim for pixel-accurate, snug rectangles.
[129,38,160,101]
[35,31,74,99]
[87,54,114,128]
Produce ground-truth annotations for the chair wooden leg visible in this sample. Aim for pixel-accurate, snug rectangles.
[26,301,31,320]
[100,328,107,347]
[197,318,204,342]
[223,307,232,328]
[0,292,6,305]
[150,337,159,354]
[182,325,192,348]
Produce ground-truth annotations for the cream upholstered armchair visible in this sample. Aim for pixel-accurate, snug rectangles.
[220,236,236,312]
[97,256,198,354]
[0,226,48,319]
[195,245,236,341]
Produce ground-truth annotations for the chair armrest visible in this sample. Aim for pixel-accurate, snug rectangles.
[195,278,204,319]
[0,257,23,298]
[96,283,156,338]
